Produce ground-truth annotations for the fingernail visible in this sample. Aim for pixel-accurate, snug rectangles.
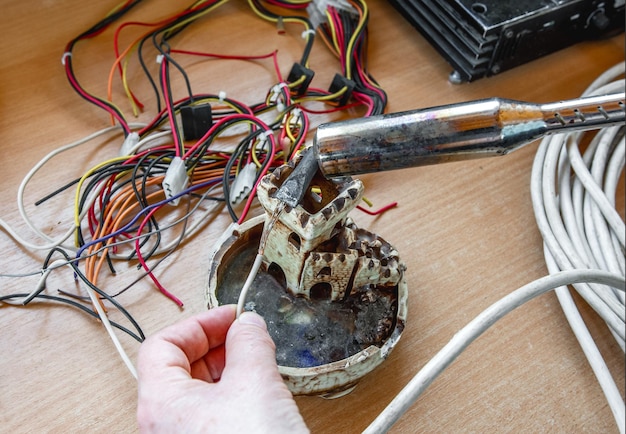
[238,311,267,330]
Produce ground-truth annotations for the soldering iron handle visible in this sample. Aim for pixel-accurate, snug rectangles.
[314,93,625,177]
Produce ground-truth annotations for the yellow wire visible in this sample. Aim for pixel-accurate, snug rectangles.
[287,74,307,89]
[73,157,132,246]
[344,0,368,79]
[105,0,132,17]
[325,10,341,55]
[121,54,141,117]
[250,136,265,168]
[246,0,313,67]
[165,0,230,36]
[294,86,347,104]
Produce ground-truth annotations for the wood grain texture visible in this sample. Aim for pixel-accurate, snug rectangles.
[0,0,623,433]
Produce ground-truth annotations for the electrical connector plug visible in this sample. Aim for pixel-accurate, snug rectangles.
[328,73,356,106]
[287,63,315,96]
[119,132,140,156]
[306,0,357,28]
[163,156,189,206]
[180,103,213,141]
[229,163,258,205]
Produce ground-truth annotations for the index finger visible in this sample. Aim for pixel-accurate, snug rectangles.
[137,305,236,378]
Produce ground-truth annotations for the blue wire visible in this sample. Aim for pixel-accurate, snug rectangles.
[75,178,222,259]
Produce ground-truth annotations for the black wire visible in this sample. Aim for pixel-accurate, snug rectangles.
[0,293,143,342]
[63,1,145,136]
[42,248,145,341]
[136,0,225,114]
[129,152,174,261]
[137,36,162,112]
[248,0,314,66]
[35,177,81,206]
[67,0,145,46]
[157,51,185,155]
[222,137,251,222]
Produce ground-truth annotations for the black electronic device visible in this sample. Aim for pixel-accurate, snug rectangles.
[388,0,625,83]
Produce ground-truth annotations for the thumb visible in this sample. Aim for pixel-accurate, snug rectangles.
[222,311,282,382]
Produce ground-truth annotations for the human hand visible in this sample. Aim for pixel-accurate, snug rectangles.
[136,304,309,433]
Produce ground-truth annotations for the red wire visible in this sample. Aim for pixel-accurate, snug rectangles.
[237,130,277,225]
[159,58,184,158]
[356,202,398,216]
[262,0,309,9]
[64,61,130,132]
[168,48,283,85]
[134,206,184,306]
[182,113,271,159]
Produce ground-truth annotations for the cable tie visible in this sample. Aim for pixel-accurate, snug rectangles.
[257,130,273,153]
[301,29,316,39]
[218,90,227,102]
[290,107,302,118]
[287,108,303,127]
[260,130,273,141]
[156,54,165,64]
[61,52,72,65]
[269,83,289,104]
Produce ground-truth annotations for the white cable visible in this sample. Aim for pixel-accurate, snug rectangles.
[236,253,264,317]
[546,251,625,430]
[365,64,625,433]
[363,270,625,434]
[3,124,145,252]
[17,125,122,244]
[528,64,625,432]
[83,279,138,379]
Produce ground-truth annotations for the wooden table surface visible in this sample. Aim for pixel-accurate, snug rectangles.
[1,1,624,433]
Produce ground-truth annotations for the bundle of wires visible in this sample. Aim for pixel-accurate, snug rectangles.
[313,0,387,116]
[363,65,625,433]
[2,0,391,378]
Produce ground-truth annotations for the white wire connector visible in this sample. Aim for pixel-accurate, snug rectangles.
[119,132,140,156]
[156,54,164,64]
[306,0,357,28]
[229,163,258,205]
[162,156,189,206]
[218,90,227,102]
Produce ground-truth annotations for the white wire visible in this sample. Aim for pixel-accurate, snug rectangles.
[2,124,145,252]
[236,253,264,317]
[528,64,625,433]
[363,270,625,434]
[17,125,123,245]
[83,279,138,379]
[364,64,625,433]
[546,251,625,429]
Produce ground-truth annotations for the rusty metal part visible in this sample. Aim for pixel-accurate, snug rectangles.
[314,92,625,177]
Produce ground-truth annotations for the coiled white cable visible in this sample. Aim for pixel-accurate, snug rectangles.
[530,63,625,432]
[364,64,625,433]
